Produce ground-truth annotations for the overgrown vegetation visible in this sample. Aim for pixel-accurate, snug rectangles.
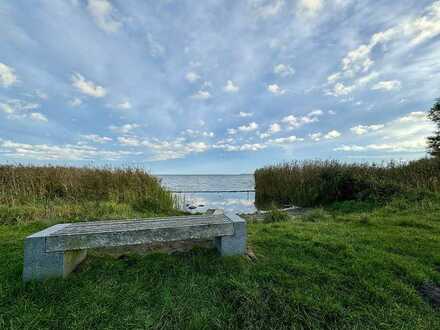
[1,193,440,329]
[255,158,440,208]
[0,165,178,225]
[263,208,290,223]
[428,98,440,157]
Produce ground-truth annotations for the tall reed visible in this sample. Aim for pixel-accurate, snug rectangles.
[0,165,177,223]
[255,158,440,208]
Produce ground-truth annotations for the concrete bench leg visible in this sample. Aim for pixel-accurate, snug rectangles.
[23,227,87,282]
[215,214,247,256]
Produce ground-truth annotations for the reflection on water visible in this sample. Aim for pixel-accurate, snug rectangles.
[157,175,256,214]
[174,192,256,214]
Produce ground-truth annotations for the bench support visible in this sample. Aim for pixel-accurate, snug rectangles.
[23,225,87,282]
[215,213,247,256]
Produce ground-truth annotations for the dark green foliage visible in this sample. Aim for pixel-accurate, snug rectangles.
[428,98,440,158]
[255,158,440,208]
[0,165,178,224]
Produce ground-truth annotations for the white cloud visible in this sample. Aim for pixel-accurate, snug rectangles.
[269,135,304,144]
[268,123,281,134]
[308,109,323,117]
[69,98,83,107]
[191,90,211,100]
[115,100,132,109]
[87,0,122,33]
[238,122,259,132]
[328,82,355,96]
[183,129,214,138]
[342,44,376,74]
[260,122,282,139]
[267,84,286,95]
[327,71,379,97]
[335,111,435,154]
[328,110,336,115]
[0,139,135,161]
[371,80,401,91]
[115,135,213,161]
[227,128,238,135]
[0,103,15,115]
[0,62,18,87]
[0,100,39,114]
[213,143,266,152]
[334,140,428,153]
[239,111,253,117]
[281,111,321,129]
[404,2,440,46]
[0,99,47,122]
[146,32,165,57]
[109,123,140,134]
[309,132,322,141]
[327,72,341,83]
[356,71,380,86]
[29,112,48,122]
[224,80,240,93]
[81,134,112,144]
[252,0,285,18]
[117,136,141,146]
[324,130,341,140]
[71,73,107,97]
[144,138,210,161]
[274,64,295,77]
[297,0,323,16]
[350,124,384,135]
[34,90,48,100]
[398,111,426,123]
[185,72,200,83]
[329,1,440,95]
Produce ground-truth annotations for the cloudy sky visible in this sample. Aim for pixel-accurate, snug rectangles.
[1,0,439,173]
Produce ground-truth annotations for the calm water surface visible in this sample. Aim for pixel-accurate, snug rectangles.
[157,175,256,214]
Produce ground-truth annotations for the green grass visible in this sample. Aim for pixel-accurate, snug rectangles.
[1,195,440,329]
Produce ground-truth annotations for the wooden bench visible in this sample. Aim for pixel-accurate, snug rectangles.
[23,210,246,282]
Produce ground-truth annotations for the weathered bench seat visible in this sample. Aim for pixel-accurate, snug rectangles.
[23,211,246,282]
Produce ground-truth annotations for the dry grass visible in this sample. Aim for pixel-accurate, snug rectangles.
[255,158,440,208]
[0,165,178,224]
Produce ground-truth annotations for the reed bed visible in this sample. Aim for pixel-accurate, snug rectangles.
[255,158,440,208]
[0,165,177,224]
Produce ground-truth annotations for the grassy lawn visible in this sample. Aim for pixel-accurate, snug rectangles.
[1,196,440,329]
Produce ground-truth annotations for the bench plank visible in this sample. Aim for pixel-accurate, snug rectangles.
[51,215,230,236]
[46,223,234,252]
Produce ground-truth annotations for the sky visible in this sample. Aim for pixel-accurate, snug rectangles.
[0,0,439,174]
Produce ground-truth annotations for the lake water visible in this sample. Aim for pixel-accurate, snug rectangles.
[157,175,256,214]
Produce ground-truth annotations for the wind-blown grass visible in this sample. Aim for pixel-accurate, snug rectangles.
[255,158,440,208]
[1,193,440,328]
[0,165,179,224]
